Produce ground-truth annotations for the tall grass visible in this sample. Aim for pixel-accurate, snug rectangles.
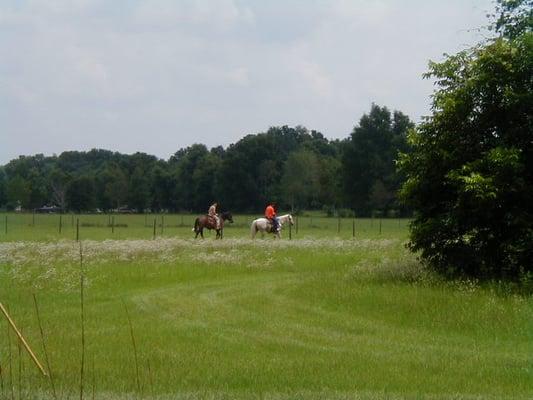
[33,293,57,399]
[0,225,531,399]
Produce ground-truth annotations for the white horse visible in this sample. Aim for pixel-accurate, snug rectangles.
[251,214,294,239]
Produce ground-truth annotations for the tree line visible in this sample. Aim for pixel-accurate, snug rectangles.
[0,104,414,216]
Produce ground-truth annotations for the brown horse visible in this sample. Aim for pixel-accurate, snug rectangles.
[193,211,233,239]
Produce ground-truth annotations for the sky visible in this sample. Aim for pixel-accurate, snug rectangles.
[1,0,495,164]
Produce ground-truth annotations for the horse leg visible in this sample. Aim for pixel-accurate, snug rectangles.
[200,228,204,239]
[193,218,199,238]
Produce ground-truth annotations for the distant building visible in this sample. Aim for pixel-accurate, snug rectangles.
[35,205,62,213]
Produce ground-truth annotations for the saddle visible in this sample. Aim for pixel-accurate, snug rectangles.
[207,215,219,228]
[266,219,279,233]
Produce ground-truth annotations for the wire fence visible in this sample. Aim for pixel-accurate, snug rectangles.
[0,212,411,241]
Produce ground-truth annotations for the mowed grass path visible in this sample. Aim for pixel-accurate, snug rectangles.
[0,218,531,399]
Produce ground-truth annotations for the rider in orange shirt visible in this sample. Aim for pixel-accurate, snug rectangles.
[265,202,279,232]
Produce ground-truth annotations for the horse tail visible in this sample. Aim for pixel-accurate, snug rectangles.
[193,218,199,232]
[251,220,257,239]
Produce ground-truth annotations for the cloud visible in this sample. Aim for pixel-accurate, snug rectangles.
[0,0,494,164]
[131,0,255,32]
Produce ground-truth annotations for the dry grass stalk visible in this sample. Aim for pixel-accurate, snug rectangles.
[33,294,57,399]
[123,300,141,396]
[79,241,85,400]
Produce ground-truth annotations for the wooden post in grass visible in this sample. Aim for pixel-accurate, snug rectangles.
[379,219,382,235]
[0,302,47,376]
[79,242,85,400]
[59,215,62,234]
[153,219,156,240]
[76,218,79,241]
[289,221,292,240]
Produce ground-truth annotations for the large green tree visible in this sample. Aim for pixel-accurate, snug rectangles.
[399,1,532,279]
[128,166,151,212]
[96,164,129,211]
[66,176,96,212]
[0,167,6,207]
[342,104,413,216]
[150,163,175,211]
[170,144,221,212]
[280,150,320,211]
[47,168,69,211]
[6,175,31,209]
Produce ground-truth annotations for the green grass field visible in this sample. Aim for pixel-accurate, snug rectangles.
[0,213,531,399]
[0,212,407,242]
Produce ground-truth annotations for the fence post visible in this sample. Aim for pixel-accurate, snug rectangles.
[379,219,382,235]
[76,218,79,241]
[153,219,156,240]
[59,215,62,234]
[289,222,292,240]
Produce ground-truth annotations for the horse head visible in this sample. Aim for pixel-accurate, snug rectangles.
[221,211,234,223]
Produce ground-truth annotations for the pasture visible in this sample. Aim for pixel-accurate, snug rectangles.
[0,212,406,242]
[0,213,531,399]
